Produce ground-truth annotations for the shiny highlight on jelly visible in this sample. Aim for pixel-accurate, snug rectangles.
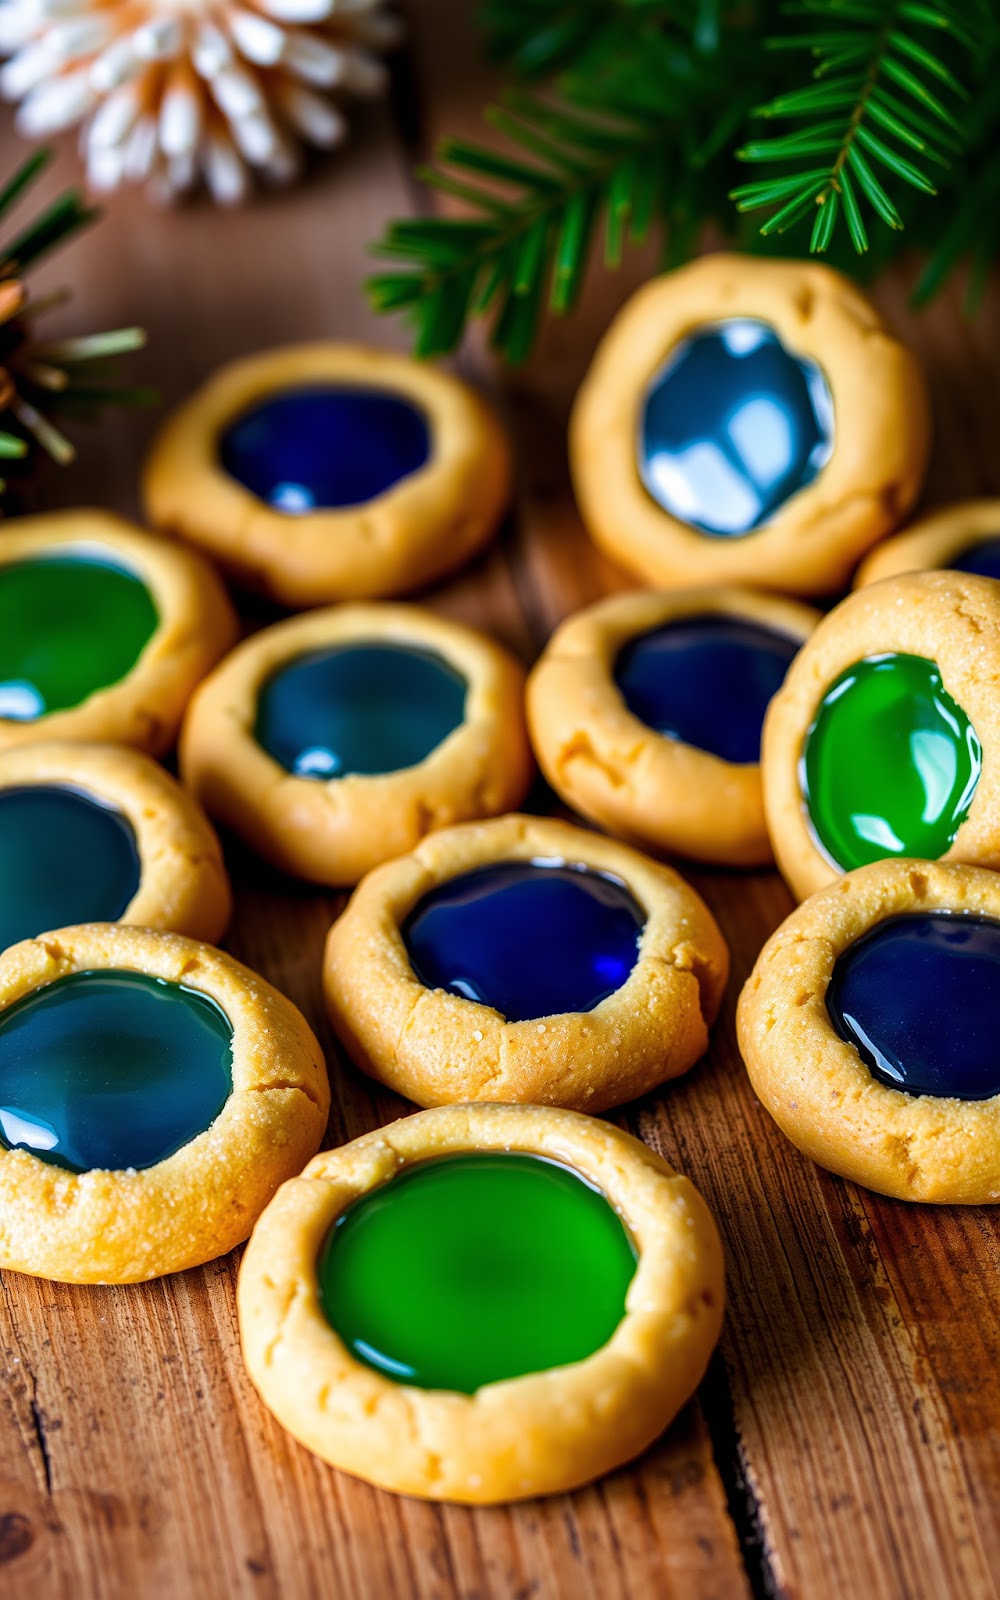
[638,318,833,538]
[801,652,981,873]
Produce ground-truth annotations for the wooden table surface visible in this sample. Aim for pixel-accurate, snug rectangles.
[3,5,1000,1597]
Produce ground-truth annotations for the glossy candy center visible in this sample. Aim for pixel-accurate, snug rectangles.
[828,912,1000,1099]
[318,1152,638,1392]
[614,612,801,764]
[0,786,141,951]
[0,969,233,1172]
[0,554,158,721]
[219,386,431,512]
[802,653,981,873]
[255,642,467,779]
[403,860,645,1021]
[951,537,1000,581]
[639,318,833,537]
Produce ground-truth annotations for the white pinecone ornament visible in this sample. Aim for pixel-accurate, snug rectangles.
[0,0,401,205]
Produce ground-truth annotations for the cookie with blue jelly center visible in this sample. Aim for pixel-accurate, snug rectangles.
[403,860,646,1022]
[219,386,431,512]
[638,319,833,538]
[614,611,800,765]
[827,911,1000,1100]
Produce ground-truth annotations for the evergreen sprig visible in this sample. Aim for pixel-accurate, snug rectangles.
[368,0,998,361]
[732,0,975,255]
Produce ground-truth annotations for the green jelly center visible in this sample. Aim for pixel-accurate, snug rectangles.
[0,969,233,1173]
[802,652,982,872]
[318,1152,638,1393]
[0,554,159,720]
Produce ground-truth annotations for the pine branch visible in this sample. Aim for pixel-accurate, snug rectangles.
[732,0,982,255]
[368,14,759,361]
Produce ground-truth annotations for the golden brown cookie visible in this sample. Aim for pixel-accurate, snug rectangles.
[323,814,728,1111]
[738,858,1000,1203]
[855,499,1000,587]
[238,1102,724,1503]
[0,740,231,949]
[0,923,329,1283]
[570,255,929,597]
[761,570,1000,902]
[180,604,533,886]
[143,343,512,608]
[0,509,237,756]
[527,586,818,867]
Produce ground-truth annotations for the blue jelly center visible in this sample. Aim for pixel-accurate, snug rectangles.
[0,969,233,1172]
[403,861,646,1022]
[614,612,801,765]
[255,642,468,779]
[827,912,1000,1100]
[218,385,431,512]
[639,319,834,537]
[951,537,1000,582]
[0,785,141,952]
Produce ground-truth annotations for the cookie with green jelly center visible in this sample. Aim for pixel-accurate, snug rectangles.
[0,555,159,720]
[318,1152,638,1393]
[801,652,981,873]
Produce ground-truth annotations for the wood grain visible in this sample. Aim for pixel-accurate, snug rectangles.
[2,5,1000,1596]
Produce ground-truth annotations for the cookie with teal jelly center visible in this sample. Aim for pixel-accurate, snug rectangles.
[254,642,468,779]
[0,785,141,951]
[0,555,159,720]
[219,386,431,513]
[639,319,833,538]
[0,969,233,1172]
[402,860,646,1022]
[318,1152,638,1392]
[802,653,982,873]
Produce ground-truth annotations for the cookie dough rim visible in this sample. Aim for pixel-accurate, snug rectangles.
[762,570,1000,901]
[0,923,329,1283]
[323,813,729,1111]
[0,510,237,758]
[569,254,930,596]
[737,858,1000,1203]
[855,499,1000,587]
[180,604,533,887]
[0,740,231,945]
[526,586,819,867]
[238,1102,725,1503]
[142,344,512,608]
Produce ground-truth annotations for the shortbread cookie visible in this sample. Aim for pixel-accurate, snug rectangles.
[238,1103,724,1502]
[738,858,1000,1203]
[761,570,1000,901]
[0,740,230,950]
[144,343,511,607]
[0,923,328,1282]
[0,510,236,756]
[181,603,532,886]
[570,255,929,596]
[324,814,728,1110]
[527,586,818,866]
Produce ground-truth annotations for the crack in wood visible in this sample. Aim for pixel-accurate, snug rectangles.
[699,1351,779,1600]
